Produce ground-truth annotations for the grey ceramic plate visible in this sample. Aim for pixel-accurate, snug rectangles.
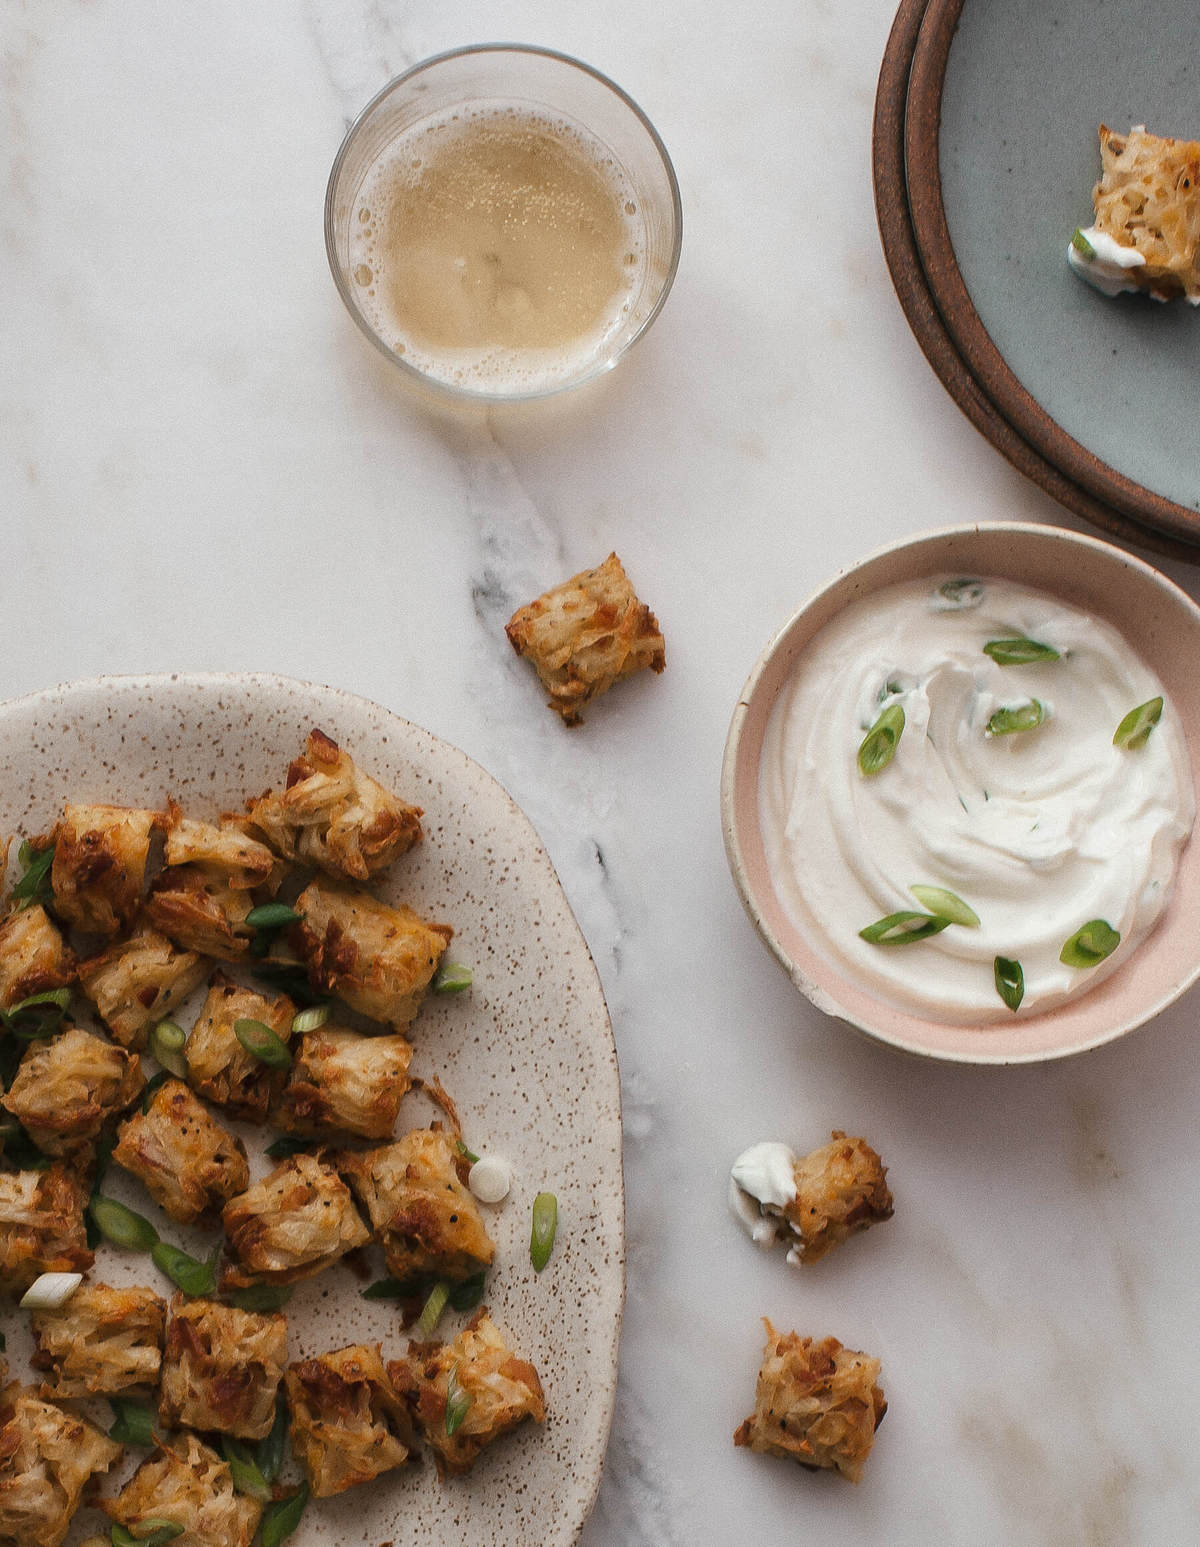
[906,0,1200,543]
[0,673,623,1547]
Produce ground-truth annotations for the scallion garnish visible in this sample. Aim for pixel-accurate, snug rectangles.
[457,1139,480,1165]
[445,1364,472,1436]
[1113,696,1163,750]
[264,1135,315,1161]
[986,700,1046,736]
[1060,919,1120,969]
[111,1522,184,1547]
[151,1240,218,1297]
[149,1020,187,1078]
[290,1003,330,1035]
[233,1017,292,1070]
[108,1397,158,1448]
[221,1435,273,1501]
[993,956,1024,1012]
[88,1196,160,1253]
[1071,227,1097,260]
[448,1270,488,1312]
[933,578,985,611]
[19,1271,82,1310]
[256,1389,289,1486]
[432,961,473,994]
[10,841,55,910]
[226,1283,293,1313]
[857,704,905,777]
[415,1280,452,1337]
[530,1192,558,1272]
[858,911,952,945]
[983,638,1059,666]
[3,987,71,1039]
[244,903,304,930]
[259,1483,309,1547]
[909,886,980,927]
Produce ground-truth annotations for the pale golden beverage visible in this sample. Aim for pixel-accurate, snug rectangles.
[349,106,648,393]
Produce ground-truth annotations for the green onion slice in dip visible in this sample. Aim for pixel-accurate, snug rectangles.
[986,700,1046,736]
[857,704,905,777]
[1071,227,1097,260]
[983,638,1060,666]
[859,911,952,945]
[1113,696,1163,750]
[993,956,1024,1012]
[1060,920,1120,969]
[909,886,980,927]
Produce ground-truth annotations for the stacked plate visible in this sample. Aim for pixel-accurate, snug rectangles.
[873,0,1200,562]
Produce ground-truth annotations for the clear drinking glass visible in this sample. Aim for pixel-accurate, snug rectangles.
[325,44,682,402]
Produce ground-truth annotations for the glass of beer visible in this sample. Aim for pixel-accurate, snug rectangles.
[325,45,683,401]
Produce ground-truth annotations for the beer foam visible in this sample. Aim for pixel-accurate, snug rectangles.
[347,102,649,394]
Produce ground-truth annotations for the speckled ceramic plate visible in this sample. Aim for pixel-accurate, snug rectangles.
[0,673,623,1547]
[905,0,1200,545]
[722,524,1200,1064]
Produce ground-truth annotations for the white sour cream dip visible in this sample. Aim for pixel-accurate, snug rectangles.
[758,576,1194,1023]
[1067,225,1148,299]
[728,1142,797,1251]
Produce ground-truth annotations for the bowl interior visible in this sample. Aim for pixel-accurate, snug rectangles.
[723,524,1200,1063]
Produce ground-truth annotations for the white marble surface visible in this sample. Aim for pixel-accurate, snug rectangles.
[4,2,1200,1543]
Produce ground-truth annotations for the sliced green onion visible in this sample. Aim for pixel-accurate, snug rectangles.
[259,1483,309,1547]
[1060,919,1121,969]
[89,1196,160,1252]
[858,911,952,945]
[909,886,980,927]
[149,1020,188,1078]
[1071,226,1097,260]
[360,1276,418,1302]
[857,704,905,777]
[10,842,55,909]
[987,700,1046,736]
[264,1135,314,1161]
[111,1522,184,1547]
[457,1139,481,1165]
[445,1364,472,1436]
[415,1280,452,1337]
[1114,696,1163,750]
[256,1389,289,1485]
[983,638,1060,666]
[245,903,304,930]
[226,1283,293,1313]
[152,1240,218,1297]
[0,1119,49,1169]
[933,578,986,610]
[448,1270,488,1313]
[140,1069,172,1113]
[530,1192,558,1272]
[4,987,72,1038]
[233,1017,292,1070]
[432,960,473,994]
[19,1271,82,1309]
[994,956,1024,1012]
[290,1003,330,1035]
[221,1436,272,1502]
[108,1397,158,1448]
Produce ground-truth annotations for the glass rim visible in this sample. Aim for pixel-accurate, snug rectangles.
[324,42,684,404]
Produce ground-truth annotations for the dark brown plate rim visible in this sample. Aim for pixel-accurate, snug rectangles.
[903,0,1200,550]
[871,0,1199,564]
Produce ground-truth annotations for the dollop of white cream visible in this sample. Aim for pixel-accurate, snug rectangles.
[729,1142,797,1249]
[1068,224,1147,297]
[468,1154,512,1203]
[758,576,1194,1023]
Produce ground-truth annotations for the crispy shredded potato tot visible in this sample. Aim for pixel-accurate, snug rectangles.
[784,1132,894,1266]
[113,1077,249,1225]
[2,1026,143,1158]
[103,1432,262,1547]
[290,878,451,1028]
[159,1295,287,1440]
[1092,123,1200,300]
[285,1342,416,1497]
[0,1167,92,1294]
[183,974,294,1121]
[505,552,666,725]
[0,1384,122,1547]
[77,923,209,1051]
[146,865,254,961]
[221,1152,370,1288]
[337,1128,495,1284]
[243,729,423,881]
[390,1309,545,1475]
[0,906,75,1009]
[162,800,277,888]
[48,804,160,937]
[734,1323,886,1483]
[272,1024,412,1140]
[30,1282,165,1400]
